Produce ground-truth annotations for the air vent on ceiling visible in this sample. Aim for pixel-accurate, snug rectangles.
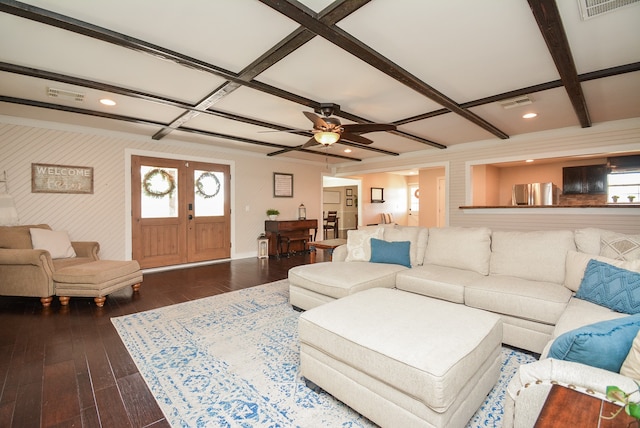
[47,87,85,102]
[578,0,640,20]
[500,95,533,110]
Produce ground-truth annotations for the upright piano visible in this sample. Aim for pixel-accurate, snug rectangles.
[265,219,318,257]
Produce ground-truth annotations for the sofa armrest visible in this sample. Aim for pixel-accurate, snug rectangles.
[503,359,635,428]
[0,248,56,298]
[0,248,54,268]
[331,244,347,262]
[71,241,100,260]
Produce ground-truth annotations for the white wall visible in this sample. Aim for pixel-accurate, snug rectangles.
[0,118,325,261]
[336,118,640,234]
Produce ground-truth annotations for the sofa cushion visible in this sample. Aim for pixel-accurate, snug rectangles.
[548,314,640,373]
[564,250,640,292]
[465,275,572,325]
[396,264,484,303]
[384,226,427,266]
[490,230,576,285]
[370,238,411,268]
[0,224,50,249]
[574,228,605,255]
[345,227,384,262]
[425,227,491,275]
[621,330,640,381]
[30,228,76,259]
[575,259,640,314]
[600,230,640,261]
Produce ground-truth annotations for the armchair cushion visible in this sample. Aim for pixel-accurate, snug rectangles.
[30,228,76,259]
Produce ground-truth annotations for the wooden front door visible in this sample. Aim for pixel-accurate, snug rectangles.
[132,156,230,269]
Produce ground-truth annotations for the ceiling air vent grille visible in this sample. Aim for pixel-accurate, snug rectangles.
[578,0,640,20]
[500,95,532,110]
[47,87,85,102]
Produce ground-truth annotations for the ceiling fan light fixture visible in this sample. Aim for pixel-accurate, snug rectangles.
[314,131,340,145]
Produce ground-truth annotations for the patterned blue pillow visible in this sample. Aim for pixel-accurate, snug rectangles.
[576,259,640,314]
[370,238,411,268]
[548,314,640,372]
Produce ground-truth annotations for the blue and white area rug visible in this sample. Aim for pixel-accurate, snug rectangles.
[112,280,537,427]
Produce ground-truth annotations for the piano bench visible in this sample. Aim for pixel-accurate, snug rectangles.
[279,235,311,258]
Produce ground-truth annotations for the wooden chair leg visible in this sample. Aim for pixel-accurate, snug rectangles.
[40,296,53,307]
[131,282,141,292]
[94,296,106,307]
[59,296,70,306]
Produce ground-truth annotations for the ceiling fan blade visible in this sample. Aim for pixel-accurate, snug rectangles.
[342,123,396,134]
[303,111,329,129]
[341,133,373,145]
[258,128,309,133]
[301,137,319,149]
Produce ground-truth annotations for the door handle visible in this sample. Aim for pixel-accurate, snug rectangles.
[188,214,193,220]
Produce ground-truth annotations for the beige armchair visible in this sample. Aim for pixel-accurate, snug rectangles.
[0,224,99,307]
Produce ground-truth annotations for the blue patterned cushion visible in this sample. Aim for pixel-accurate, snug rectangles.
[548,315,640,372]
[576,259,640,314]
[370,238,411,268]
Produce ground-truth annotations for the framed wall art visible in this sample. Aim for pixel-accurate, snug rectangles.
[32,163,94,194]
[273,172,293,197]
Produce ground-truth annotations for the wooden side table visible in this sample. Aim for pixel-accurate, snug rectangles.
[535,384,637,428]
[307,239,347,263]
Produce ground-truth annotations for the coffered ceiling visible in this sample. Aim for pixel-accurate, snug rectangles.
[1,0,639,164]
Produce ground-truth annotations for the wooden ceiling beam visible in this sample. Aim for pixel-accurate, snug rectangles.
[259,0,510,140]
[527,0,591,128]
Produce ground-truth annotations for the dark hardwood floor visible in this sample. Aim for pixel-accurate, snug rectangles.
[0,253,317,428]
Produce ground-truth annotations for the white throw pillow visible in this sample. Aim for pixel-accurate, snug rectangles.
[30,228,76,259]
[345,227,384,262]
[621,330,640,380]
[600,231,640,261]
[384,226,420,266]
[564,250,640,292]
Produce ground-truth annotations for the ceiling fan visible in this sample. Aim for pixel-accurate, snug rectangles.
[300,103,396,149]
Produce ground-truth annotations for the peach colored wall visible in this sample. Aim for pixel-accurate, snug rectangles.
[473,158,608,206]
[473,165,500,205]
[351,172,408,225]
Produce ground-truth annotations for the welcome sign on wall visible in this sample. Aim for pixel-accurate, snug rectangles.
[31,163,94,194]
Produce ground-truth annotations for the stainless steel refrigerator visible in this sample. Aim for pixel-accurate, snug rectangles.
[512,182,558,206]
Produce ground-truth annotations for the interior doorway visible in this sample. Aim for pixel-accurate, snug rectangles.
[322,176,361,239]
[131,155,231,269]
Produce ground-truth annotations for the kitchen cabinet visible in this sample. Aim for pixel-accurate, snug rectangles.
[562,165,607,194]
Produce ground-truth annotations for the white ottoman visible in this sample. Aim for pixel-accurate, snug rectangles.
[288,261,407,310]
[298,288,503,428]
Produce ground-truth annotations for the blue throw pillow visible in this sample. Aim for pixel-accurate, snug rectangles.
[370,238,411,268]
[576,259,640,314]
[548,314,640,372]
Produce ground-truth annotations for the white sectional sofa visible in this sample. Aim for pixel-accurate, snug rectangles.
[288,225,640,427]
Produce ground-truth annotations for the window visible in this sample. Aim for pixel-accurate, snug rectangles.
[608,172,640,203]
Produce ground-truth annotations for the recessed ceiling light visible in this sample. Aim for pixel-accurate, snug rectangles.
[523,112,537,119]
[100,98,116,106]
[525,159,534,163]
[343,148,352,153]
